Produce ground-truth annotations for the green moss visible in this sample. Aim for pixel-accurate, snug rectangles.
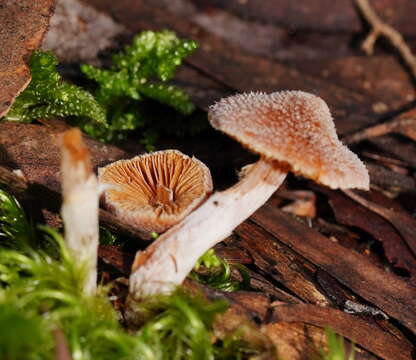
[0,190,261,360]
[322,329,355,360]
[0,303,54,360]
[81,30,198,144]
[191,249,250,292]
[3,31,200,149]
[4,51,107,130]
[132,289,228,360]
[0,189,37,250]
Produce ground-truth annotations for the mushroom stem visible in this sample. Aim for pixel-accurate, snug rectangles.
[61,128,99,295]
[129,157,287,298]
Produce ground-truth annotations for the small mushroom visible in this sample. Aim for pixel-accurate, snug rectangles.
[98,149,213,236]
[60,128,99,295]
[129,91,369,298]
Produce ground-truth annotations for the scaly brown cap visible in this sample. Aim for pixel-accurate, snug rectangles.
[209,91,369,190]
[98,150,213,235]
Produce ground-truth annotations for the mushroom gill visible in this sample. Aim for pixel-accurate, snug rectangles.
[98,150,213,235]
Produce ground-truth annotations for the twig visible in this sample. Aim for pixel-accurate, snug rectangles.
[354,0,416,79]
[60,128,99,295]
[342,108,416,144]
[364,163,415,192]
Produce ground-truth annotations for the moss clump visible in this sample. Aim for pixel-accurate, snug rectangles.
[0,190,263,360]
[4,51,106,127]
[3,30,200,148]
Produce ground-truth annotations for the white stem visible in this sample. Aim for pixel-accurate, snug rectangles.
[129,158,287,298]
[60,129,99,295]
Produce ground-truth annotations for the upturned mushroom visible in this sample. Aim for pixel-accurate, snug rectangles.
[98,149,213,237]
[129,91,369,298]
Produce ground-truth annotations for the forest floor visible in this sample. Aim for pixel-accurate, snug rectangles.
[1,1,416,359]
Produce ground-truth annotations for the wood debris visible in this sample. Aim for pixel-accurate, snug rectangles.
[0,0,55,117]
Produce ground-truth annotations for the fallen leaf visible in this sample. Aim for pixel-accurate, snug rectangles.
[279,190,317,218]
[326,189,416,283]
[344,189,416,259]
[0,0,55,117]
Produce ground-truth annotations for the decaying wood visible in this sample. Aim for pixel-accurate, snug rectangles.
[362,152,410,169]
[344,190,416,258]
[159,1,416,110]
[245,268,302,305]
[234,221,329,306]
[99,209,151,240]
[0,0,56,117]
[60,128,99,295]
[214,243,253,265]
[370,135,416,169]
[354,0,416,79]
[271,304,413,360]
[98,244,134,275]
[219,290,271,323]
[193,281,410,360]
[263,322,328,360]
[251,204,416,334]
[315,270,354,308]
[85,0,416,135]
[215,308,277,358]
[0,121,151,239]
[190,0,416,35]
[0,120,126,192]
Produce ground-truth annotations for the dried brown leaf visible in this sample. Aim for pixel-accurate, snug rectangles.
[344,189,416,258]
[279,190,317,218]
[326,189,416,283]
[0,0,55,117]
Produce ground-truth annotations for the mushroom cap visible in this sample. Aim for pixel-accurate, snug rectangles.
[209,91,369,190]
[98,150,213,235]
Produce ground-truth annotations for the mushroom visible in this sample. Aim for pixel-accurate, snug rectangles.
[98,149,213,237]
[60,128,99,295]
[129,91,369,298]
